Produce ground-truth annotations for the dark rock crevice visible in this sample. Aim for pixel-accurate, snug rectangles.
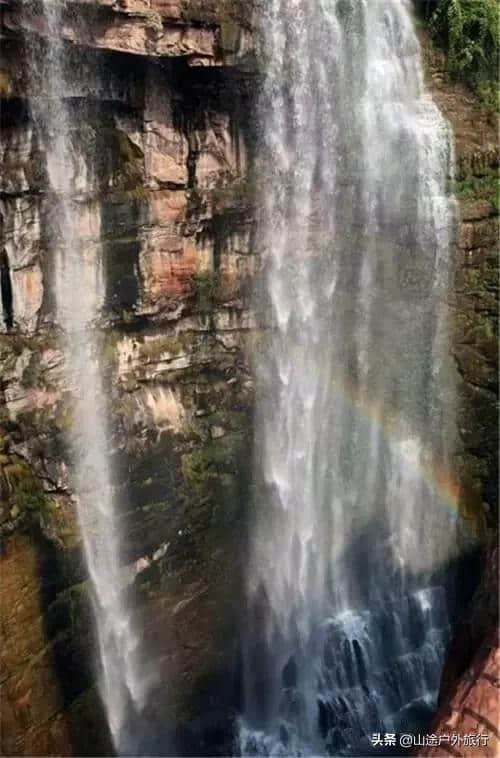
[1,247,14,329]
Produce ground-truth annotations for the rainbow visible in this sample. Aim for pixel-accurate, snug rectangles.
[326,373,486,541]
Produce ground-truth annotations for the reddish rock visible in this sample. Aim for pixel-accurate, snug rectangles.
[461,200,494,223]
[3,7,218,61]
[416,633,499,757]
[416,545,499,758]
[140,234,209,303]
[147,189,187,226]
[0,534,73,756]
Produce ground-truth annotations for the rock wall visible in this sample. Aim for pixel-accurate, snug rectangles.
[416,27,499,756]
[1,2,259,754]
[0,4,497,757]
[415,543,499,757]
[419,31,499,535]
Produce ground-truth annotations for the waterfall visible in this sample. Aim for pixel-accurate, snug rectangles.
[26,2,149,751]
[241,1,459,754]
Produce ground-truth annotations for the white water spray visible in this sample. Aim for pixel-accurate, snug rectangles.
[28,2,150,750]
[242,1,459,754]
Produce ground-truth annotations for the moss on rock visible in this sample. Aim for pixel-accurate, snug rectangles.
[4,461,47,513]
[191,270,220,313]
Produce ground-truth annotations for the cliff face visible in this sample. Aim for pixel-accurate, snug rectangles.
[1,2,259,754]
[416,31,499,757]
[419,34,499,535]
[415,543,499,758]
[0,4,498,757]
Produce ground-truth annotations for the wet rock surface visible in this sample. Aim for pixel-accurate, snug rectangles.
[0,6,497,757]
[415,545,499,757]
[1,1,257,753]
[419,29,499,532]
[416,31,499,758]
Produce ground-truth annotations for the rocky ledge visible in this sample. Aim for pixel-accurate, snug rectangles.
[2,0,258,65]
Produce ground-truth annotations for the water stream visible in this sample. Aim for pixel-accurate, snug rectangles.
[22,1,465,754]
[241,1,459,754]
[27,3,148,751]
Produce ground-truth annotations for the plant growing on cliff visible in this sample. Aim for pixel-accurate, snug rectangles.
[4,462,46,513]
[192,270,220,313]
[426,0,499,106]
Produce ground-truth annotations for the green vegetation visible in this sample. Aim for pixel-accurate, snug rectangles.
[424,0,499,107]
[181,449,214,506]
[4,462,47,513]
[455,167,499,212]
[192,270,220,313]
[181,429,246,506]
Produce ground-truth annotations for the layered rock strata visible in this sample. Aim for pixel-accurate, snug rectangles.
[0,5,497,756]
[1,2,258,754]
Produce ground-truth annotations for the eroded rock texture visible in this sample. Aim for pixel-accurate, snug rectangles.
[419,32,499,535]
[416,31,499,756]
[1,1,258,754]
[0,5,497,757]
[417,640,500,758]
[416,544,499,757]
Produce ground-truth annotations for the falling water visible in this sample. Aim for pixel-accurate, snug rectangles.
[27,2,149,750]
[242,1,459,755]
